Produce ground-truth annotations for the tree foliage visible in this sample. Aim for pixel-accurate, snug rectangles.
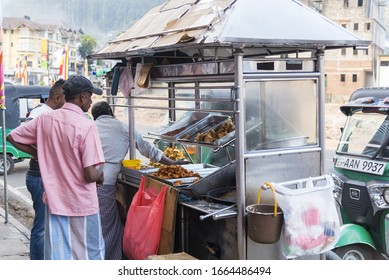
[78,34,97,59]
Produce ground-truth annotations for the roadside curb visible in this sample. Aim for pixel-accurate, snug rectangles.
[0,206,30,239]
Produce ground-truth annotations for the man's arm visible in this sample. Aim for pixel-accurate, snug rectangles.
[6,134,37,158]
[84,165,104,185]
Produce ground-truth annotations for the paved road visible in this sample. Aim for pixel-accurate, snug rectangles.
[1,159,31,207]
[0,159,33,229]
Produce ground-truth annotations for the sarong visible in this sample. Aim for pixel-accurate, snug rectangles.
[44,206,105,260]
[97,184,124,260]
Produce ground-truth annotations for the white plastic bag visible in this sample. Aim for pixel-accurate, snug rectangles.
[273,175,340,258]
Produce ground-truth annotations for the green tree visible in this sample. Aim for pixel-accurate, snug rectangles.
[78,34,97,59]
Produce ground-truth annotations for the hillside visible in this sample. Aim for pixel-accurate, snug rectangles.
[2,0,165,43]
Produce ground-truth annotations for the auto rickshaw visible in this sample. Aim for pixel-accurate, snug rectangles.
[329,87,389,260]
[0,83,50,175]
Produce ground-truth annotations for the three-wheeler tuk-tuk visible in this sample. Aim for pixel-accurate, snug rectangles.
[0,84,50,175]
[329,87,389,260]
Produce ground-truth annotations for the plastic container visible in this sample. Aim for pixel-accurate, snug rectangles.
[246,182,283,244]
[122,159,141,170]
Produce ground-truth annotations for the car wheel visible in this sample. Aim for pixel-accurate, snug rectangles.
[0,154,15,175]
[333,244,375,260]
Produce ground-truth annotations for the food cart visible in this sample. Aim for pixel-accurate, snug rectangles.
[90,0,370,260]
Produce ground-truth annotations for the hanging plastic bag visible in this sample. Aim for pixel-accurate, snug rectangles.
[123,176,167,260]
[274,175,340,259]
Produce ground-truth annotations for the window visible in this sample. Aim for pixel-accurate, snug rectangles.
[244,80,318,151]
[341,49,346,55]
[352,74,357,82]
[354,23,358,31]
[11,42,13,47]
[340,74,346,82]
[381,61,389,66]
[358,0,363,6]
[365,49,369,55]
[366,23,370,30]
[353,49,358,55]
[27,61,33,67]
[344,0,349,8]
[342,24,347,29]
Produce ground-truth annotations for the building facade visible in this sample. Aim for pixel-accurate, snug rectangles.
[2,16,81,85]
[301,0,387,102]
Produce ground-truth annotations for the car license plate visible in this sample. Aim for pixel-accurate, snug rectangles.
[335,156,386,175]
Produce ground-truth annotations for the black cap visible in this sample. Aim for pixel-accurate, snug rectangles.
[63,76,103,96]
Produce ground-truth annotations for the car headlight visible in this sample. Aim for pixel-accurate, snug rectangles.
[383,188,389,205]
[329,173,343,204]
[368,184,389,208]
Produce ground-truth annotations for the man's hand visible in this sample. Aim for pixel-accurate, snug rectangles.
[84,165,104,184]
[97,172,104,186]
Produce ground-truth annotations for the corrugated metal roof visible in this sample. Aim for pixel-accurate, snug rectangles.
[91,0,371,60]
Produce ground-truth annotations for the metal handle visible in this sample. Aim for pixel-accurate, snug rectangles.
[199,204,236,221]
[213,211,238,220]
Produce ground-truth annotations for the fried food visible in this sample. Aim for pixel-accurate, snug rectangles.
[150,165,201,179]
[149,161,165,168]
[163,127,186,137]
[173,180,183,186]
[194,118,235,143]
[163,146,186,161]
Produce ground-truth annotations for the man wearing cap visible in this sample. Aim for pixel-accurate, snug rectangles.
[7,76,106,260]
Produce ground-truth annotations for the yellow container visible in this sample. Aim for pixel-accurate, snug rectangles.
[121,159,141,170]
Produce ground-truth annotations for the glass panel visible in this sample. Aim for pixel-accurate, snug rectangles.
[245,80,317,151]
[337,112,389,158]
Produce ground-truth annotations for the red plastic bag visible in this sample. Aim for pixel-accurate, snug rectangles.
[123,176,167,260]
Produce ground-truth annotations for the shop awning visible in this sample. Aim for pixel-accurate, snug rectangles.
[90,0,371,60]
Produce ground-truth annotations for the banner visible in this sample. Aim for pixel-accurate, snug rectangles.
[21,56,27,85]
[40,38,49,70]
[58,44,69,79]
[0,3,5,109]
[84,59,89,78]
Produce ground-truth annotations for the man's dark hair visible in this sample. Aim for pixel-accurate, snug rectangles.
[49,79,65,98]
[91,101,113,120]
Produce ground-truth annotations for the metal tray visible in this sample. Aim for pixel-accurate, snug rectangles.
[157,112,210,140]
[177,115,230,142]
[144,163,219,186]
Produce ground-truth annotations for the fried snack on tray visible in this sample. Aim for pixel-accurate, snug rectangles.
[173,180,183,186]
[149,161,165,168]
[194,118,235,143]
[149,146,186,166]
[150,165,201,179]
[163,146,186,161]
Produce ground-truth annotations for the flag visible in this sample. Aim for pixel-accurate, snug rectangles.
[84,59,89,78]
[40,38,48,69]
[58,44,69,80]
[21,56,28,86]
[0,4,5,109]
[15,58,20,79]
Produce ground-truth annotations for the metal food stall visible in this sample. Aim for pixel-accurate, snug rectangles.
[90,0,370,260]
